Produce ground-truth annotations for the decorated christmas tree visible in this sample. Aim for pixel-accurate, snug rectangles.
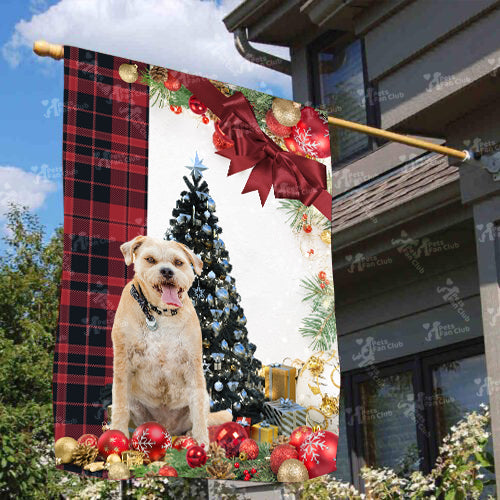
[165,153,265,420]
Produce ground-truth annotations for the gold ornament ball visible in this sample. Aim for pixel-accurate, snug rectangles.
[272,98,301,127]
[108,462,130,480]
[277,458,309,482]
[320,229,331,245]
[106,453,122,465]
[55,437,78,464]
[119,63,138,83]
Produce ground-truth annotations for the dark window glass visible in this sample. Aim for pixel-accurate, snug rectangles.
[431,354,488,442]
[359,371,420,474]
[317,39,370,162]
[332,394,351,482]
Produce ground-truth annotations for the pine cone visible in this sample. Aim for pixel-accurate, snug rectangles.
[209,79,232,97]
[270,435,290,453]
[206,459,236,480]
[208,442,226,460]
[72,444,99,467]
[150,66,168,83]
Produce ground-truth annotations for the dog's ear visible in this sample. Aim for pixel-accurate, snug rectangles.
[177,242,203,275]
[120,235,147,266]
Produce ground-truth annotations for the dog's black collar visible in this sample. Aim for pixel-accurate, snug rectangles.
[130,283,178,331]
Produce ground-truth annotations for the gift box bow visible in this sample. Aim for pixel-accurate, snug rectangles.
[238,417,250,427]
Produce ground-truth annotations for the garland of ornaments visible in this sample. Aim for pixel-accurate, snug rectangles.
[54,419,337,482]
[143,66,331,160]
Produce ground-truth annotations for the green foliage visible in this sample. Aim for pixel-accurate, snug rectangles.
[278,198,330,232]
[140,69,192,109]
[293,406,496,500]
[299,275,336,351]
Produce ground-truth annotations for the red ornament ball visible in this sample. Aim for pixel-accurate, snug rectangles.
[189,95,208,115]
[251,468,257,474]
[244,475,250,481]
[270,444,299,474]
[78,433,98,448]
[289,426,313,451]
[239,438,259,460]
[186,444,207,468]
[320,283,325,289]
[299,430,338,478]
[164,73,181,91]
[202,115,210,124]
[180,437,197,449]
[97,429,129,459]
[172,436,186,450]
[158,465,178,477]
[265,109,292,138]
[215,422,247,458]
[318,271,327,282]
[291,107,330,158]
[131,421,172,462]
[213,121,234,151]
[170,105,182,114]
[283,136,304,156]
[234,462,240,469]
[303,224,312,233]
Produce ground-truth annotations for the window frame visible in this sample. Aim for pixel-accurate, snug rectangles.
[338,337,486,491]
[308,31,383,167]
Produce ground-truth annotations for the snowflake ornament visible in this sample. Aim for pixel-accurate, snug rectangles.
[300,430,328,464]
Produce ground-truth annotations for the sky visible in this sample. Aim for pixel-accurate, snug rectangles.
[0,0,291,240]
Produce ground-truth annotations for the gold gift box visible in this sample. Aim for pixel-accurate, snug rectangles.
[250,421,279,444]
[263,364,296,400]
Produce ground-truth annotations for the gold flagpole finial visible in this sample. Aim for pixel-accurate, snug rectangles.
[33,40,64,60]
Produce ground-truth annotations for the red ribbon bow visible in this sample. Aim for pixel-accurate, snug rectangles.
[170,72,332,220]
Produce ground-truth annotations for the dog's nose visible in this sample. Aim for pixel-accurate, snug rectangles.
[160,267,174,279]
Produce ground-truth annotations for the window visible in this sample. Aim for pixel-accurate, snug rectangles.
[335,340,488,490]
[310,34,380,164]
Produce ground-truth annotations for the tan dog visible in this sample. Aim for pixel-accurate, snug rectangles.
[110,235,231,446]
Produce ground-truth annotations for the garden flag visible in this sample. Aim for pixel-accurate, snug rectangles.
[54,46,339,481]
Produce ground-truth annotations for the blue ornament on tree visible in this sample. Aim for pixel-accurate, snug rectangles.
[216,288,229,302]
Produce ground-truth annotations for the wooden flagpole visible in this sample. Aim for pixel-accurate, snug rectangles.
[32,39,471,162]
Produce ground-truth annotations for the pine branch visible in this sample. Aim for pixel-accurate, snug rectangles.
[140,68,192,109]
[299,304,336,351]
[278,199,330,232]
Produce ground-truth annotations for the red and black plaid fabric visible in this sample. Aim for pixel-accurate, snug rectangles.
[54,47,149,441]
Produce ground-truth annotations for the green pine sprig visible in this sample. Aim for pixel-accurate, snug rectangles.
[140,68,192,109]
[278,199,330,232]
[299,275,336,351]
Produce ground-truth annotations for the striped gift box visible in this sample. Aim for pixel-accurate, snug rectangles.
[263,398,307,435]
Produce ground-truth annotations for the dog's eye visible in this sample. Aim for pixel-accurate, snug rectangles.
[145,257,156,264]
[174,259,183,267]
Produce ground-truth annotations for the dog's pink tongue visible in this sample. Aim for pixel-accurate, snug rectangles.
[161,285,182,307]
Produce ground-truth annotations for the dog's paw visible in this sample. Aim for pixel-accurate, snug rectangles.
[110,422,130,438]
[192,432,209,449]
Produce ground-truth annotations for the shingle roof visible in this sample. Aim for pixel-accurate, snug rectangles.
[331,154,459,233]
